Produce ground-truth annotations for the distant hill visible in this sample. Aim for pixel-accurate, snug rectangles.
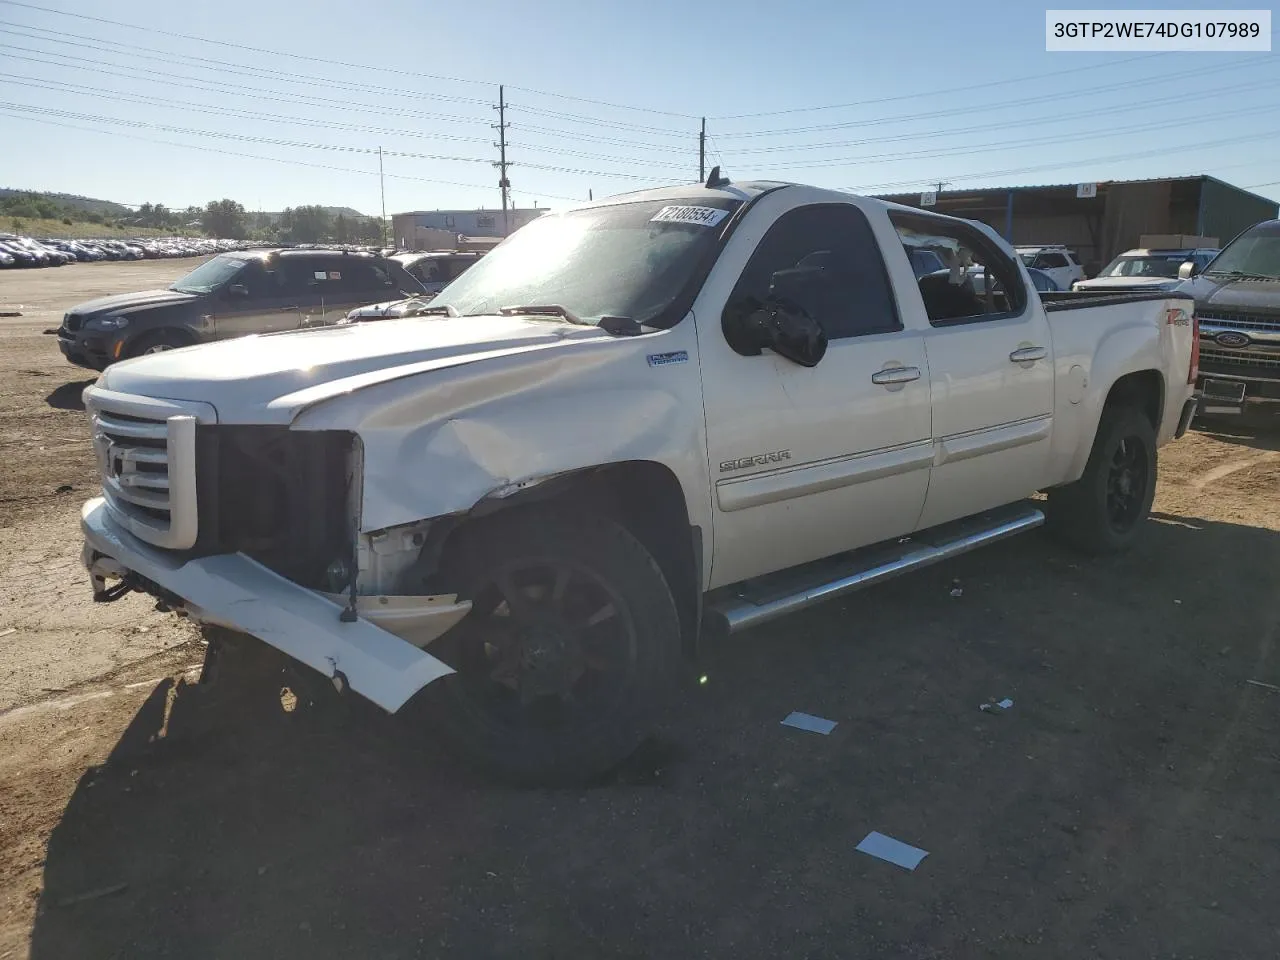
[0,188,132,218]
[0,191,369,221]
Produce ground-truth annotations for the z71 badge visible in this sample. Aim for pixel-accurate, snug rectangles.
[720,450,791,473]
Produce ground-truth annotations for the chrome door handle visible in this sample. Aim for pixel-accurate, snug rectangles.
[871,366,922,385]
[1009,346,1048,363]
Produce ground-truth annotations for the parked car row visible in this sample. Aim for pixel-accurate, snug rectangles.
[0,234,257,267]
[55,247,427,369]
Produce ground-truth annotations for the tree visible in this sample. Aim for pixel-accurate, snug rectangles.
[279,205,333,243]
[203,199,246,238]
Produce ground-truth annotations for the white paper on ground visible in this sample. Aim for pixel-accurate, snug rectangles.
[780,711,837,735]
[856,831,929,870]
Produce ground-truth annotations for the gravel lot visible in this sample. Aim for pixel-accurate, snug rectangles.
[1,260,1278,960]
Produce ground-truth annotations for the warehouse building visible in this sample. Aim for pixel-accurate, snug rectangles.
[392,207,547,250]
[875,175,1277,275]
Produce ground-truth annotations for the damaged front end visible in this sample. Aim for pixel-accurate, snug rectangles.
[81,386,465,711]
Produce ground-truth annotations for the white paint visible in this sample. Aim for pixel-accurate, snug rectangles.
[72,180,1196,719]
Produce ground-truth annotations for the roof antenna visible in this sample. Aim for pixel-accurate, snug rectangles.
[705,165,729,189]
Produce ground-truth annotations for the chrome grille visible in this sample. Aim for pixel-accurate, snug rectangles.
[84,389,212,550]
[1196,310,1280,333]
[1200,349,1280,370]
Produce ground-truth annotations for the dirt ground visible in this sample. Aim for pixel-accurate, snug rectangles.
[1,262,1278,960]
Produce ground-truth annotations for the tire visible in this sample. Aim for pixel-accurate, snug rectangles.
[1047,405,1157,554]
[125,329,191,359]
[423,506,681,786]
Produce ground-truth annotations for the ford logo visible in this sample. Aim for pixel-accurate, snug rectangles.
[1214,331,1252,348]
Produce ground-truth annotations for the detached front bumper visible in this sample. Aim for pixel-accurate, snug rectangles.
[81,497,457,712]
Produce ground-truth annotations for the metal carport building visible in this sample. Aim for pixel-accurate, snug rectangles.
[875,175,1277,275]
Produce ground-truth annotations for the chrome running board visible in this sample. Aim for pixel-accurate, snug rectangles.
[706,502,1044,633]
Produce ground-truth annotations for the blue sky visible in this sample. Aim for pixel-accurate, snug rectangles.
[0,0,1276,215]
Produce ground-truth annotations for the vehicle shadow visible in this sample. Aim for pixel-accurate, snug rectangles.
[45,378,96,412]
[1192,410,1280,451]
[26,512,1280,960]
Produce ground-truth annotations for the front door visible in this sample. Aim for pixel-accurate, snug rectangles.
[210,259,303,340]
[888,212,1055,529]
[698,198,933,588]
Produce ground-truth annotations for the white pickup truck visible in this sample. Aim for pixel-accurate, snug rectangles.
[79,174,1200,783]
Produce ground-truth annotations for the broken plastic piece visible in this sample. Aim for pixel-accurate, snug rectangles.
[979,697,1014,712]
[781,711,836,735]
[856,831,929,870]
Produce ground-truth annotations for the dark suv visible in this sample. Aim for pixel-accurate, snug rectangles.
[57,248,426,370]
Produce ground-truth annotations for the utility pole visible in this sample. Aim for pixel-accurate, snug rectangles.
[493,85,511,236]
[933,180,950,195]
[378,146,387,248]
[699,117,706,182]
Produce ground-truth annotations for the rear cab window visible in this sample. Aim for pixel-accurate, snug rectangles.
[891,213,1027,325]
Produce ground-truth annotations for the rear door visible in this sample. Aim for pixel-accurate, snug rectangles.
[889,212,1054,529]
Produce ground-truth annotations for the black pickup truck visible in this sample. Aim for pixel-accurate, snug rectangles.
[1175,219,1280,414]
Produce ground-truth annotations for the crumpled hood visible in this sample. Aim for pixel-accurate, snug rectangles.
[1178,274,1280,314]
[100,314,614,423]
[67,288,199,317]
[1075,275,1179,291]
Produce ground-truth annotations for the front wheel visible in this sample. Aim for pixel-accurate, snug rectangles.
[125,329,191,359]
[424,507,681,785]
[1047,405,1157,554]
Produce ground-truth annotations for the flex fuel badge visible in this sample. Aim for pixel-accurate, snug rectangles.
[647,350,689,367]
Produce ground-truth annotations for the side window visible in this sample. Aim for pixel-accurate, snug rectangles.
[446,257,476,281]
[347,260,398,292]
[724,204,900,343]
[416,259,446,284]
[889,213,1027,325]
[236,260,274,299]
[280,259,335,297]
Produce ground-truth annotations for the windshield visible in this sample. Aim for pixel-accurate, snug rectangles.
[431,197,741,326]
[170,254,247,294]
[1101,255,1189,278]
[1203,224,1280,278]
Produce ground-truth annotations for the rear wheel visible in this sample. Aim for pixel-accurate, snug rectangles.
[424,507,681,785]
[1047,405,1157,554]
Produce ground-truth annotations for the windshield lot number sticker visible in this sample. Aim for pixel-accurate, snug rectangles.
[651,205,728,227]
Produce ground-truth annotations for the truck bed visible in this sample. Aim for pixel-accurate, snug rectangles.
[1040,290,1196,312]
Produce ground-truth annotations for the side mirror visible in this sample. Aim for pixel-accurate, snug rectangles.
[723,296,828,368]
[1178,261,1198,280]
[227,283,249,297]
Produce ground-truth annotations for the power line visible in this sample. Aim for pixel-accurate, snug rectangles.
[0,0,698,119]
[0,100,686,183]
[845,128,1280,194]
[0,72,696,170]
[715,56,1273,138]
[0,109,540,196]
[719,78,1271,158]
[738,100,1280,173]
[0,25,694,140]
[710,53,1169,120]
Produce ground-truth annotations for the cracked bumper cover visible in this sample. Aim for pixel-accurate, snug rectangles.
[80,497,457,712]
